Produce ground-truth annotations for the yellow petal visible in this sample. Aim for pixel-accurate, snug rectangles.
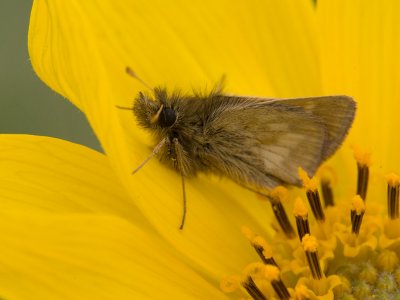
[0,212,227,299]
[29,0,319,101]
[317,0,400,174]
[0,134,148,225]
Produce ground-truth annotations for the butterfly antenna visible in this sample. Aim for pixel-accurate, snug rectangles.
[126,67,154,92]
[179,175,187,230]
[132,138,166,174]
[115,105,133,110]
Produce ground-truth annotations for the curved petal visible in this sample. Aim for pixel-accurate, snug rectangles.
[0,134,148,225]
[317,0,400,180]
[28,0,320,279]
[29,0,319,101]
[0,212,227,299]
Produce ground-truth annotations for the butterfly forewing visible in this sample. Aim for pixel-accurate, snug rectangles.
[180,94,355,189]
[279,95,356,158]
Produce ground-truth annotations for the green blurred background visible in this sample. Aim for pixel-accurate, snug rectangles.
[0,1,101,151]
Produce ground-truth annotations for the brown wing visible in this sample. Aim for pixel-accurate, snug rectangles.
[280,96,356,158]
[200,95,355,189]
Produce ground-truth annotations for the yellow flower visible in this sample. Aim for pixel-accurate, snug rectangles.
[0,135,226,299]
[1,0,394,298]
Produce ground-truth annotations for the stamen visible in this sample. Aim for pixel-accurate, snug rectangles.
[353,146,371,200]
[252,236,279,267]
[242,227,279,267]
[294,197,310,241]
[298,168,325,222]
[242,276,267,300]
[320,178,334,207]
[356,163,369,201]
[386,173,400,219]
[269,186,288,201]
[269,187,296,239]
[318,167,337,207]
[264,265,290,300]
[244,262,266,279]
[302,234,323,280]
[351,195,365,235]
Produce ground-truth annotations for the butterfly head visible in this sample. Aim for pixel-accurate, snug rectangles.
[133,88,177,129]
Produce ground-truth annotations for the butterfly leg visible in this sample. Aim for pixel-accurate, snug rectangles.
[179,174,187,230]
[172,138,188,230]
[132,138,166,174]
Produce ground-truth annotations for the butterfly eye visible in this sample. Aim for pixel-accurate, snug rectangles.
[158,107,177,127]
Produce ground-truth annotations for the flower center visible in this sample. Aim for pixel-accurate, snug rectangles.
[221,147,400,299]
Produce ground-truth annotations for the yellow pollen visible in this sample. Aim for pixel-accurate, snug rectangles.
[377,250,399,272]
[301,234,318,252]
[294,197,308,217]
[220,275,240,293]
[298,167,318,191]
[386,173,400,187]
[352,195,366,214]
[252,235,269,250]
[244,262,265,278]
[263,265,281,282]
[269,185,288,202]
[241,226,255,241]
[262,248,273,260]
[352,145,372,167]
